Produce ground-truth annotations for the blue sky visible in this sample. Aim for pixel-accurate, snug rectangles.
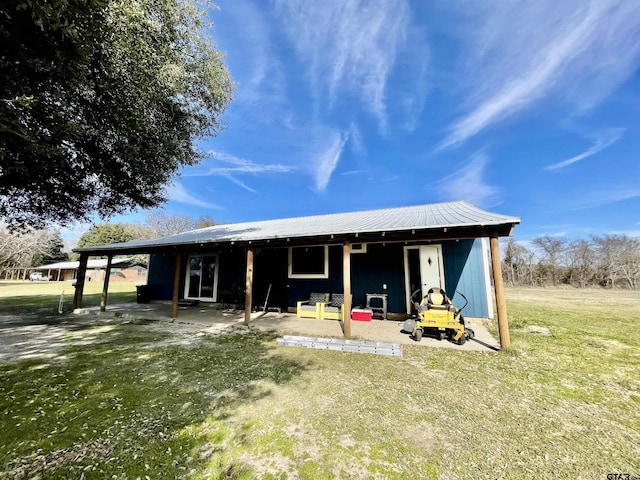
[69,0,640,246]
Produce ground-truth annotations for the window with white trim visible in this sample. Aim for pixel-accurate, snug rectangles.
[288,245,329,279]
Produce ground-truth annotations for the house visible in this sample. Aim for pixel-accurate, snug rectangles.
[73,201,520,347]
[34,258,147,282]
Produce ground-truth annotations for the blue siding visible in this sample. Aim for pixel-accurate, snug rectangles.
[146,238,491,318]
[147,253,182,300]
[350,243,405,312]
[443,239,489,318]
[287,246,343,307]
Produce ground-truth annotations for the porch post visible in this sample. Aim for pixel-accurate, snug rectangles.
[100,254,113,312]
[490,235,510,349]
[73,254,89,309]
[244,248,254,326]
[343,241,352,337]
[172,253,181,319]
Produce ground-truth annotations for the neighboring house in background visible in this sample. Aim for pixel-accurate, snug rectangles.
[73,201,520,320]
[34,258,147,282]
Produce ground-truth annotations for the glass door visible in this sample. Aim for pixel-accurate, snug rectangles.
[186,255,218,301]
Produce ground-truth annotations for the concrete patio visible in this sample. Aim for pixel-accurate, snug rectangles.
[75,301,501,352]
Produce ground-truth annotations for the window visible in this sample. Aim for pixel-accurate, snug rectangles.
[350,243,367,254]
[288,245,329,279]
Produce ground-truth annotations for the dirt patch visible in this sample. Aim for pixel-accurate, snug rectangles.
[0,314,224,364]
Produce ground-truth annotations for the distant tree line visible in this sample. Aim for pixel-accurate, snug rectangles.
[0,211,218,273]
[503,235,640,290]
[0,227,66,272]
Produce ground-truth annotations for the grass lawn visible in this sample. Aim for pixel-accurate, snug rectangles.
[0,280,137,315]
[0,284,638,479]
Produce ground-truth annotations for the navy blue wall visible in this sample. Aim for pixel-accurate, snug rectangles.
[350,244,405,312]
[147,253,183,300]
[286,246,343,308]
[146,238,491,317]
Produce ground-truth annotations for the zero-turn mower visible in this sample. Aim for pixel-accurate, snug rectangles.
[403,287,475,345]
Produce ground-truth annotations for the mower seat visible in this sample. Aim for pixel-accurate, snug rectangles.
[422,287,458,313]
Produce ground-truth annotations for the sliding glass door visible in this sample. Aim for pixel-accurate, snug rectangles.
[185,255,219,301]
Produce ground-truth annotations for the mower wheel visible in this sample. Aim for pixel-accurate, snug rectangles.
[455,333,466,346]
[439,330,447,341]
[414,329,423,342]
[466,328,475,339]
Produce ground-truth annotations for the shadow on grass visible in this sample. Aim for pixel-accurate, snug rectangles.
[0,323,307,479]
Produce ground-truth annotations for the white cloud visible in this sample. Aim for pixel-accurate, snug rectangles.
[436,153,500,208]
[545,128,625,170]
[312,131,348,192]
[182,151,294,192]
[348,121,366,156]
[223,2,282,96]
[274,0,412,132]
[166,182,222,210]
[570,186,640,210]
[440,1,640,148]
[198,151,293,175]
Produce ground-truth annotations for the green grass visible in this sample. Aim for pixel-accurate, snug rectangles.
[0,285,639,479]
[0,280,137,315]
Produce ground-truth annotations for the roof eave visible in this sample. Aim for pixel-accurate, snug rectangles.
[72,221,519,256]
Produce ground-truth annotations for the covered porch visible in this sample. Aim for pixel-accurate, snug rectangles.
[73,300,501,352]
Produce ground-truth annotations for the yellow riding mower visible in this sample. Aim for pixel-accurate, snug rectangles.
[403,287,475,345]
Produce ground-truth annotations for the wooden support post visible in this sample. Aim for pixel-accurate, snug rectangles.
[100,255,113,312]
[490,235,510,349]
[73,254,89,309]
[244,248,254,326]
[343,241,352,338]
[172,253,181,319]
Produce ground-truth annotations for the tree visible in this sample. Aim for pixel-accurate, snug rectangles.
[0,227,67,270]
[144,210,218,237]
[503,239,537,286]
[0,0,233,228]
[76,223,138,249]
[565,239,595,288]
[533,236,567,286]
[592,235,640,290]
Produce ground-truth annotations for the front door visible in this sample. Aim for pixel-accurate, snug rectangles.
[404,245,445,313]
[185,255,219,301]
[418,245,444,295]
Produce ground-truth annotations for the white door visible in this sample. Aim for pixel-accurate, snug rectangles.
[404,244,445,313]
[418,245,444,296]
[185,255,219,301]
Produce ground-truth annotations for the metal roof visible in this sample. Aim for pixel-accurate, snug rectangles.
[75,201,520,254]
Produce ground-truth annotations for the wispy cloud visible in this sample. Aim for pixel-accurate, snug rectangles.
[166,182,222,209]
[274,0,412,132]
[188,151,293,176]
[570,186,640,210]
[440,1,640,148]
[436,153,500,208]
[312,131,348,192]
[182,151,294,193]
[216,2,289,128]
[545,128,625,170]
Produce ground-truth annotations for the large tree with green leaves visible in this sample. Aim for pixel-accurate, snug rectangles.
[0,0,233,228]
